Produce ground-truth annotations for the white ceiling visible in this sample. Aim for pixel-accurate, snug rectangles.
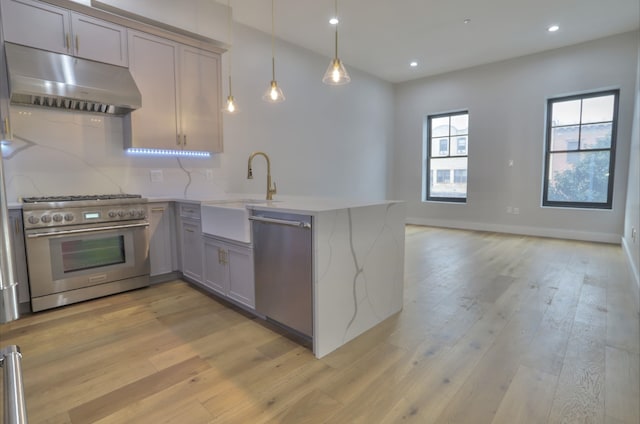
[220,0,640,83]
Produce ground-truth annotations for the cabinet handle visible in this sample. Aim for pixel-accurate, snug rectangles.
[183,134,187,146]
[75,35,79,52]
[65,33,71,51]
[185,228,194,233]
[150,207,165,213]
[14,217,20,235]
[3,117,9,136]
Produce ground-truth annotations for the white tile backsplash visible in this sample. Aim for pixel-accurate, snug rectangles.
[1,106,228,202]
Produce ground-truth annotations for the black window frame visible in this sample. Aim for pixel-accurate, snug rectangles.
[542,90,619,209]
[425,111,469,203]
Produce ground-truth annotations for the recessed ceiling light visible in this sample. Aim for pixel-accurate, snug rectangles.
[463,18,471,24]
[410,61,418,67]
[548,25,559,32]
[329,17,339,25]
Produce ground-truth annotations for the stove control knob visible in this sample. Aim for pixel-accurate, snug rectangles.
[40,215,52,223]
[64,213,74,222]
[137,209,146,218]
[53,214,63,222]
[27,215,40,224]
[108,210,117,218]
[128,210,137,217]
[117,210,126,217]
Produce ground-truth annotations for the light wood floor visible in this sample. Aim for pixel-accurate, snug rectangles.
[1,226,639,423]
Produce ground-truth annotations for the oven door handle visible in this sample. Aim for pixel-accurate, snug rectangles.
[26,222,149,238]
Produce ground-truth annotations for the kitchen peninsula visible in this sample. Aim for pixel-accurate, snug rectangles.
[199,196,406,358]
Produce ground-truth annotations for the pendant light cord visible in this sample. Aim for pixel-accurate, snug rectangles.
[334,0,339,59]
[227,0,233,95]
[271,0,276,80]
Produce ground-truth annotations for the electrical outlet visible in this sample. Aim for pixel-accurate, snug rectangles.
[506,206,513,214]
[508,159,514,167]
[206,169,214,180]
[632,227,637,243]
[150,169,164,183]
[513,207,520,215]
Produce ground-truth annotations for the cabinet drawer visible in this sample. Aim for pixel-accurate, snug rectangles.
[179,203,201,220]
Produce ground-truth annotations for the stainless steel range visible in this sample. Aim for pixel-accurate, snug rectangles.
[22,194,150,312]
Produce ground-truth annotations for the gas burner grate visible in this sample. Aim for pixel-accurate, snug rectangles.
[22,194,143,203]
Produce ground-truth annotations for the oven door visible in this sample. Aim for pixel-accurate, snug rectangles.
[25,222,149,297]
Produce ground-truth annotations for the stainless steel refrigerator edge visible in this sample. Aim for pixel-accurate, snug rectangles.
[0,151,19,323]
[250,211,313,338]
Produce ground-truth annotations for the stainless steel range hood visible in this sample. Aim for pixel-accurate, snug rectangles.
[4,42,141,115]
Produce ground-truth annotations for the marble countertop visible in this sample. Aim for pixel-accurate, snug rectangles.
[8,194,401,214]
[201,196,402,215]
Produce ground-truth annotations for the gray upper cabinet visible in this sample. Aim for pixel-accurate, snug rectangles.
[179,45,222,153]
[127,30,180,150]
[70,13,128,66]
[0,0,128,66]
[127,29,222,153]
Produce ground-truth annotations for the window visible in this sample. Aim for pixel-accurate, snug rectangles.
[454,169,467,183]
[456,137,467,154]
[424,111,469,202]
[437,169,450,183]
[543,90,619,209]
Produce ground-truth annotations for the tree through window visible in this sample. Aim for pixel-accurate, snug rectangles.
[543,90,619,209]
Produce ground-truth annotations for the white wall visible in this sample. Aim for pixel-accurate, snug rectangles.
[221,24,394,200]
[623,45,640,291]
[392,31,639,243]
[1,20,394,203]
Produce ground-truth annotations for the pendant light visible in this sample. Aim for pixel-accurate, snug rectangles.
[323,0,350,85]
[263,0,285,103]
[223,0,239,113]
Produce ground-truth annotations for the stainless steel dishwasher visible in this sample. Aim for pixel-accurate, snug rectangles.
[250,210,313,338]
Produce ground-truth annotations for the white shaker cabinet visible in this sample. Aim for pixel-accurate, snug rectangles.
[69,13,128,66]
[0,0,128,66]
[148,202,177,277]
[203,236,255,309]
[126,30,222,153]
[177,203,203,283]
[127,30,180,151]
[179,46,222,153]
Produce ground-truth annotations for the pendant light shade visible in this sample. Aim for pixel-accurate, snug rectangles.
[263,77,285,103]
[264,0,285,103]
[323,0,350,85]
[323,58,350,85]
[223,0,239,113]
[225,94,238,113]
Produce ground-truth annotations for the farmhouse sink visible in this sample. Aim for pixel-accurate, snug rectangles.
[201,199,280,243]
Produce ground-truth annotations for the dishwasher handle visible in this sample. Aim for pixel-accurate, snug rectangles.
[249,216,311,229]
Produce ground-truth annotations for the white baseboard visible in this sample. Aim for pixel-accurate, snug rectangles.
[406,217,621,244]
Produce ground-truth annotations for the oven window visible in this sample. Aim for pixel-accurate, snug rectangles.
[60,235,126,273]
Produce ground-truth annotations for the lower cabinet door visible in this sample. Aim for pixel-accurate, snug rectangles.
[181,220,203,282]
[202,236,254,309]
[203,238,228,296]
[227,244,254,309]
